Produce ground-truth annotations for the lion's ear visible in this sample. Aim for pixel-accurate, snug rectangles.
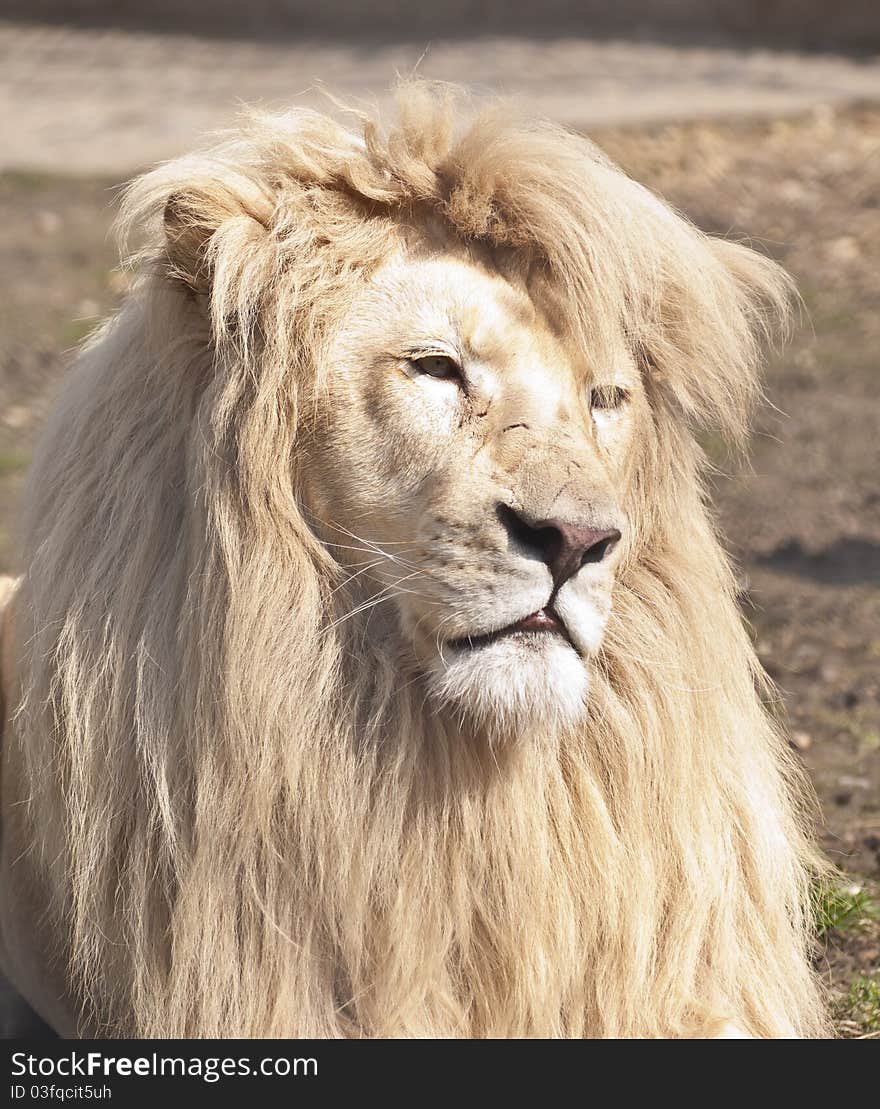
[162,184,272,294]
[163,190,221,294]
[709,237,795,333]
[706,237,795,437]
[641,235,795,448]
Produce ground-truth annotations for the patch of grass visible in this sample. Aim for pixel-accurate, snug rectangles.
[0,168,57,190]
[0,452,30,477]
[814,879,880,1037]
[813,878,879,940]
[794,282,859,337]
[696,428,734,469]
[813,305,858,334]
[858,729,880,753]
[833,976,880,1039]
[60,317,99,349]
[813,705,880,752]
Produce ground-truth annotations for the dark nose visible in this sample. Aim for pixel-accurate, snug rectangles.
[497,504,621,590]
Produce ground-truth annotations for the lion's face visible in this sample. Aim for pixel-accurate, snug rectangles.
[310,246,642,734]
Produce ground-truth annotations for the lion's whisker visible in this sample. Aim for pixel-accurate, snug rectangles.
[324,568,442,633]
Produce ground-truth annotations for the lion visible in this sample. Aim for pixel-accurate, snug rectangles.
[0,83,827,1038]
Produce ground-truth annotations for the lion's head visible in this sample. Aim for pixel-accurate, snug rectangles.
[311,243,631,735]
[145,85,788,743]
[9,84,826,1038]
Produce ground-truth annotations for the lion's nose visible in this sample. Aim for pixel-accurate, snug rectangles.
[497,504,621,590]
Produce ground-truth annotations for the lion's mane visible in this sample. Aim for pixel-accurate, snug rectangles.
[12,84,825,1037]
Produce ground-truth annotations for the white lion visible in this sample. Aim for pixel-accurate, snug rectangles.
[0,84,826,1037]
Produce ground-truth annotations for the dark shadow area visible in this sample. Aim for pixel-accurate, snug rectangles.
[0,971,57,1038]
[2,1,879,54]
[755,537,880,586]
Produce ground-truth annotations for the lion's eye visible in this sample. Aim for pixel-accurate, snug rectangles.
[409,354,462,382]
[590,385,630,411]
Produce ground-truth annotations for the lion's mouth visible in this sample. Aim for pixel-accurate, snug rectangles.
[447,606,574,652]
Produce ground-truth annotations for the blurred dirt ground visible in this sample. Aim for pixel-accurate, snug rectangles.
[3,20,880,174]
[0,103,878,1032]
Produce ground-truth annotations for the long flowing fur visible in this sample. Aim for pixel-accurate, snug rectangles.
[13,83,826,1037]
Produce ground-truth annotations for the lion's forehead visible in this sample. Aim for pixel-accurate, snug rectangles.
[341,250,638,416]
[362,253,564,361]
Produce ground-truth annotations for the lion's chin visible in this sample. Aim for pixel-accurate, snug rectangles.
[426,633,590,740]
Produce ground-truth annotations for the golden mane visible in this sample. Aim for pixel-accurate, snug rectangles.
[10,83,826,1036]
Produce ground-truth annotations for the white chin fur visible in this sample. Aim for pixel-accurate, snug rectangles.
[426,634,590,738]
[553,583,613,657]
